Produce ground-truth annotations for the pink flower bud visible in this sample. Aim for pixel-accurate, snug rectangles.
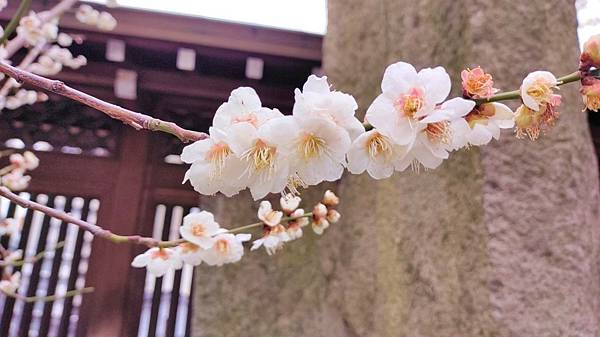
[581,77,600,112]
[322,190,339,207]
[326,210,341,223]
[313,203,327,219]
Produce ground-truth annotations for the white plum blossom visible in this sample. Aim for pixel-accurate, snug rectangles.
[463,103,515,146]
[289,116,351,185]
[97,12,117,31]
[0,218,21,237]
[257,201,283,227]
[57,33,73,47]
[227,117,297,200]
[366,62,452,146]
[213,87,283,131]
[131,247,183,277]
[10,151,39,171]
[286,208,308,240]
[347,129,409,179]
[200,233,250,266]
[251,225,290,255]
[182,127,245,197]
[393,97,476,170]
[76,5,100,26]
[520,71,559,111]
[179,211,225,249]
[293,75,364,140]
[0,272,20,294]
[176,242,204,266]
[1,170,31,191]
[280,194,301,214]
[312,218,329,235]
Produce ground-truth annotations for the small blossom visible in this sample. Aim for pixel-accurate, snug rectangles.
[366,61,452,145]
[520,71,560,111]
[10,151,39,171]
[280,194,301,214]
[0,272,20,294]
[323,190,339,207]
[131,248,182,277]
[463,103,515,146]
[461,67,498,99]
[251,225,289,255]
[213,87,283,131]
[182,127,246,197]
[347,129,408,179]
[312,218,330,235]
[327,210,341,223]
[581,34,600,70]
[286,208,308,240]
[293,75,364,141]
[97,12,117,31]
[2,249,23,264]
[201,233,250,266]
[179,211,225,249]
[313,203,327,219]
[258,201,283,227]
[0,218,22,237]
[1,170,31,191]
[514,104,541,140]
[227,117,297,200]
[57,33,73,47]
[581,77,600,112]
[16,14,44,45]
[76,5,100,26]
[176,242,204,266]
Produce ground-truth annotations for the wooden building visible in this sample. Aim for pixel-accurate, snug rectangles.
[0,2,322,336]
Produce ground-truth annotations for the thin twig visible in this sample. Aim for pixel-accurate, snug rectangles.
[0,61,207,142]
[0,241,66,267]
[1,286,94,303]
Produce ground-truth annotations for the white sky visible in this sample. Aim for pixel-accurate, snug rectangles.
[88,0,598,45]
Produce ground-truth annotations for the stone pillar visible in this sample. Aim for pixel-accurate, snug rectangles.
[192,1,600,336]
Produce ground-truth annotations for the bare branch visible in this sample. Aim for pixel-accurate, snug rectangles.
[0,61,208,142]
[0,241,66,267]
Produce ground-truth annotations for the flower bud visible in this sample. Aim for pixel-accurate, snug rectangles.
[581,77,600,112]
[581,34,600,70]
[312,218,330,235]
[322,190,339,207]
[461,67,498,99]
[280,194,301,214]
[313,203,328,219]
[326,210,341,223]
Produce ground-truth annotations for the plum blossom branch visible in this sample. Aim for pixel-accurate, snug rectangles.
[0,61,207,142]
[0,186,316,249]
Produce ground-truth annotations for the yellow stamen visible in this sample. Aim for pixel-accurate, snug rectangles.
[298,133,326,161]
[206,143,232,175]
[366,132,392,160]
[191,224,205,236]
[215,239,229,254]
[394,93,424,119]
[527,79,554,105]
[425,121,452,145]
[242,139,276,171]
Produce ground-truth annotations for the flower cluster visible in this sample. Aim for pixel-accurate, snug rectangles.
[182,77,362,200]
[1,151,39,191]
[16,14,58,46]
[131,190,340,276]
[76,5,118,31]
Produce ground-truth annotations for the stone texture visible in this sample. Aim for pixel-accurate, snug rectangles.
[192,1,600,336]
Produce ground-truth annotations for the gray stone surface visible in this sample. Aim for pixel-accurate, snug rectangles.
[192,1,600,336]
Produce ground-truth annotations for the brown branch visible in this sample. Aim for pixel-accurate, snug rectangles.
[0,186,170,248]
[0,61,207,142]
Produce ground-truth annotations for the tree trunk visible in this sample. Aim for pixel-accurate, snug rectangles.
[191,1,600,336]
